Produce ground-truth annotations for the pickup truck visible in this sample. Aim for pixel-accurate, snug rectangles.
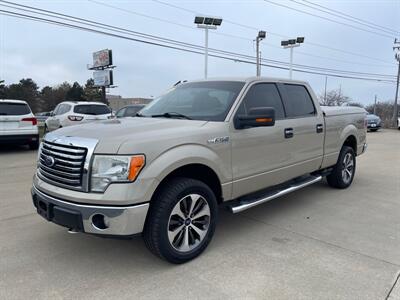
[31,77,367,264]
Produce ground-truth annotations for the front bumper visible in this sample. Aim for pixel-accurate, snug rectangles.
[31,185,149,236]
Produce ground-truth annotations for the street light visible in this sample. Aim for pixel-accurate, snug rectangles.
[256,30,266,77]
[194,16,223,79]
[281,36,304,79]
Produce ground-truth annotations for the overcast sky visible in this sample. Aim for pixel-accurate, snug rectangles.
[1,0,399,105]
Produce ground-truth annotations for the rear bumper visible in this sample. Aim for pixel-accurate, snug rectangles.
[31,185,149,236]
[367,124,381,129]
[0,134,39,144]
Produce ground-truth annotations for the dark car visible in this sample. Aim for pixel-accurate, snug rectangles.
[115,104,145,118]
[366,113,382,131]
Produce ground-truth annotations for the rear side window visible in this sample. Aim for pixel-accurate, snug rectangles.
[73,104,111,115]
[282,84,315,118]
[0,103,31,115]
[237,83,285,119]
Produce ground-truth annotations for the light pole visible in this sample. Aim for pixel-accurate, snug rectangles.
[281,37,304,79]
[194,16,223,79]
[256,31,266,77]
[393,39,400,127]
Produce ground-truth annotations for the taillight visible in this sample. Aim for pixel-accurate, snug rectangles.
[21,117,37,125]
[68,115,84,121]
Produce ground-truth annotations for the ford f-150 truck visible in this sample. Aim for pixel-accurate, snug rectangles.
[31,77,367,263]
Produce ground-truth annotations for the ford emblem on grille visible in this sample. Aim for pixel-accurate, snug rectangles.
[44,155,55,167]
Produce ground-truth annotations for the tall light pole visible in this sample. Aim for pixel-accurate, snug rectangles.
[393,39,400,127]
[255,31,266,77]
[194,16,223,79]
[281,37,304,79]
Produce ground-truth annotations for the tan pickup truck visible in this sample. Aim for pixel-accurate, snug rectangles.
[31,77,367,263]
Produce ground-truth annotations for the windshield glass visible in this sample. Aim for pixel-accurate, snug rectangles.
[73,104,111,115]
[0,102,31,115]
[140,81,245,121]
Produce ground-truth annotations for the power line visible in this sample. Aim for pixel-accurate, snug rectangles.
[151,0,395,65]
[299,0,400,36]
[90,0,395,69]
[2,2,396,80]
[0,8,396,84]
[263,0,395,39]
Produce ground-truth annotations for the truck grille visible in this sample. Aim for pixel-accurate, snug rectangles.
[38,140,87,190]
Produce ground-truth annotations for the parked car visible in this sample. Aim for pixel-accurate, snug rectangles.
[115,104,145,118]
[366,113,382,131]
[31,77,367,263]
[0,99,39,149]
[45,101,112,132]
[35,111,51,124]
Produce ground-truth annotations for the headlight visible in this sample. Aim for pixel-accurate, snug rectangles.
[91,155,145,192]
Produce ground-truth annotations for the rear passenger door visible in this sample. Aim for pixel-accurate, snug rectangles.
[277,83,324,174]
[231,83,294,198]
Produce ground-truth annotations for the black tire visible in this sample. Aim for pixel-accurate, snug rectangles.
[327,146,356,189]
[143,177,218,264]
[28,139,39,150]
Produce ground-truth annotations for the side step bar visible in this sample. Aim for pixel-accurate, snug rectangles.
[228,175,322,214]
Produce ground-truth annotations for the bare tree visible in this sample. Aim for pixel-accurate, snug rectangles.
[319,88,351,106]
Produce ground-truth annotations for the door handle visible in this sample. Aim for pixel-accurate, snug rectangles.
[316,124,324,133]
[284,128,294,138]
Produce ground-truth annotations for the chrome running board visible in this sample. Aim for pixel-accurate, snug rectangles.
[228,175,322,214]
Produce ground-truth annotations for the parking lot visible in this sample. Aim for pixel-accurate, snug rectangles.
[0,129,399,299]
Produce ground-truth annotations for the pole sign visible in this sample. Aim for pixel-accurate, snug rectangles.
[92,49,112,68]
[93,70,113,87]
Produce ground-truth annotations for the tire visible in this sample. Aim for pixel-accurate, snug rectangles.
[28,140,39,150]
[327,146,356,189]
[44,124,49,133]
[143,177,218,264]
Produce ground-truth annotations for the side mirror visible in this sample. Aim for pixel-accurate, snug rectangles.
[235,107,275,129]
[49,111,54,116]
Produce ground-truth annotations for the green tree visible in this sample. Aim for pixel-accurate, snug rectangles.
[82,79,102,102]
[5,78,40,112]
[65,81,84,101]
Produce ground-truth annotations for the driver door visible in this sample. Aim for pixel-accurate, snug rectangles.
[230,82,292,198]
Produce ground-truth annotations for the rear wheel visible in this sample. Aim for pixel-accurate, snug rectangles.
[327,146,356,189]
[143,177,218,264]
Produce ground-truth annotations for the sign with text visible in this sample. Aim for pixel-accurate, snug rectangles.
[92,49,112,68]
[93,70,113,87]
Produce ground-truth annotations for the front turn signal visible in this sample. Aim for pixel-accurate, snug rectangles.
[128,155,145,181]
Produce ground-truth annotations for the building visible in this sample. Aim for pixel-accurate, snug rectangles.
[107,95,153,111]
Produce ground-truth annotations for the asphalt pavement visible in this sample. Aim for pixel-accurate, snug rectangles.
[0,129,399,299]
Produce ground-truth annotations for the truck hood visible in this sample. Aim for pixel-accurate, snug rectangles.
[45,117,208,153]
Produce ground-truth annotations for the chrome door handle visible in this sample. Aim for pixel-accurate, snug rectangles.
[284,128,294,138]
[316,124,324,133]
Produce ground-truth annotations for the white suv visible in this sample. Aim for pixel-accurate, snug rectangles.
[0,99,39,149]
[45,101,112,132]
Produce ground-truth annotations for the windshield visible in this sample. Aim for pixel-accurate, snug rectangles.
[73,104,111,115]
[0,102,31,115]
[139,81,245,121]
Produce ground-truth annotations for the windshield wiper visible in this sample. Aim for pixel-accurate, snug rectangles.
[135,112,144,117]
[150,112,192,120]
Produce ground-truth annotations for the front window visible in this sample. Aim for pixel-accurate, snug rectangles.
[139,81,245,121]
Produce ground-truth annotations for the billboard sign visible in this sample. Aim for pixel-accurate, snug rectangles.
[93,70,113,87]
[92,49,112,68]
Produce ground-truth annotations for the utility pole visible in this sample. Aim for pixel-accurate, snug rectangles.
[374,95,377,115]
[281,37,304,79]
[194,16,223,79]
[255,31,266,76]
[393,39,400,127]
[324,76,328,104]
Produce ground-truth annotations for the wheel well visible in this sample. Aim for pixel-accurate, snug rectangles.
[343,135,357,154]
[155,164,223,203]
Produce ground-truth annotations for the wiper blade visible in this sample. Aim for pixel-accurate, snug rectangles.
[150,112,192,120]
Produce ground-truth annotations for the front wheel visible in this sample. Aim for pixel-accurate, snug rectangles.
[143,177,218,264]
[327,146,356,189]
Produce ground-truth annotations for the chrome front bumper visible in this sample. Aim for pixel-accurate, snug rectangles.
[31,185,149,236]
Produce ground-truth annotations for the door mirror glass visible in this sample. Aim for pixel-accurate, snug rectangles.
[235,107,275,129]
